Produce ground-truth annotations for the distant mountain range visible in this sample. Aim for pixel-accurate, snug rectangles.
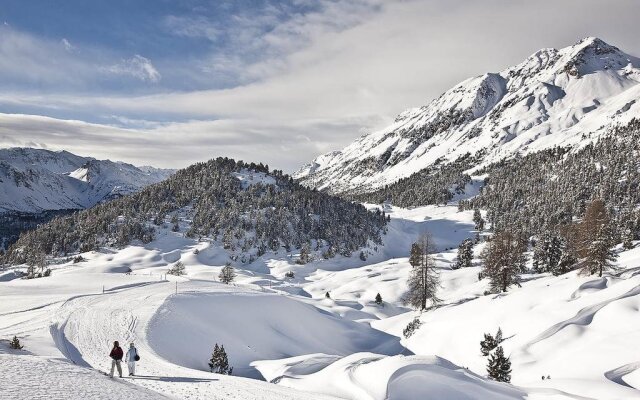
[0,147,173,213]
[295,37,640,194]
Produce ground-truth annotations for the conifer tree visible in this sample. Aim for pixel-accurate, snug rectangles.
[297,243,311,264]
[403,232,440,310]
[167,261,186,276]
[454,238,474,269]
[219,263,236,284]
[209,343,231,374]
[487,346,511,383]
[578,200,618,277]
[584,224,618,277]
[9,335,23,350]
[473,209,485,231]
[375,293,383,305]
[481,230,526,293]
[481,328,504,356]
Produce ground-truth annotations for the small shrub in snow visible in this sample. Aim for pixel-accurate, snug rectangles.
[167,261,186,276]
[375,293,383,305]
[43,268,51,277]
[325,291,331,299]
[209,343,232,375]
[403,317,422,339]
[486,345,511,383]
[73,255,86,263]
[193,248,200,255]
[359,251,367,261]
[284,271,294,279]
[219,264,235,284]
[9,336,23,350]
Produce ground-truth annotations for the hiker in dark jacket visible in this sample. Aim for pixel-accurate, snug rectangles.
[109,341,124,378]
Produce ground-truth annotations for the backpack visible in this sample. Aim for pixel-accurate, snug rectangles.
[134,348,140,361]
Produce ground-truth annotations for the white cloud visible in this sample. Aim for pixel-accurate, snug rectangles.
[104,55,161,83]
[0,112,378,170]
[2,0,640,172]
[61,38,74,52]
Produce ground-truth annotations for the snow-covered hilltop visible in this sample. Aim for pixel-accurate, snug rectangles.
[0,147,174,213]
[295,37,640,194]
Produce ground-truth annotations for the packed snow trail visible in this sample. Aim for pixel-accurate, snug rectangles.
[47,279,342,400]
[0,351,169,400]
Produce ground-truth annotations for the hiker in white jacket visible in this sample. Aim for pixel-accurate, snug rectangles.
[125,342,139,376]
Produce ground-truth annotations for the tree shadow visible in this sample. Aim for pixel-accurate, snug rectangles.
[130,375,218,383]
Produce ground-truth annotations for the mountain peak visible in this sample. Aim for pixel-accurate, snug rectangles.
[296,38,640,194]
[561,37,633,77]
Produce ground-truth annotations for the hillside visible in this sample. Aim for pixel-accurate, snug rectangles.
[3,157,388,268]
[2,204,639,400]
[295,37,640,195]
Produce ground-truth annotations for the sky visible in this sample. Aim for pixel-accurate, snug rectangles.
[0,0,639,171]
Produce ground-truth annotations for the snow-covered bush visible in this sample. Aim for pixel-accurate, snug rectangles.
[9,335,23,350]
[403,317,422,338]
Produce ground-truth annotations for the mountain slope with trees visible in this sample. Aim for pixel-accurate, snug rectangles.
[296,38,640,196]
[2,157,387,267]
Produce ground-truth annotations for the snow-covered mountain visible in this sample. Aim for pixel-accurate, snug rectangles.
[295,37,640,194]
[0,148,174,213]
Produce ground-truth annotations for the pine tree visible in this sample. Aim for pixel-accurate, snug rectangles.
[578,200,618,277]
[584,224,618,277]
[209,344,220,372]
[480,328,504,357]
[403,233,440,310]
[487,346,511,383]
[167,261,186,276]
[481,230,526,293]
[473,209,485,231]
[454,238,474,269]
[209,343,231,374]
[219,263,236,284]
[375,293,383,305]
[9,335,23,350]
[297,243,311,265]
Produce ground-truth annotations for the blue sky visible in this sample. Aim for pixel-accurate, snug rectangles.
[0,0,330,93]
[0,0,639,170]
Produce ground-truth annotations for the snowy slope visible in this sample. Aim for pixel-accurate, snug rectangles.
[295,37,640,194]
[0,147,173,213]
[3,204,640,399]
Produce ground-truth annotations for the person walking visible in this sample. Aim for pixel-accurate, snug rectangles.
[109,341,124,378]
[125,342,139,376]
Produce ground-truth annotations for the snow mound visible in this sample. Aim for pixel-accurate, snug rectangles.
[147,292,406,379]
[255,353,526,400]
